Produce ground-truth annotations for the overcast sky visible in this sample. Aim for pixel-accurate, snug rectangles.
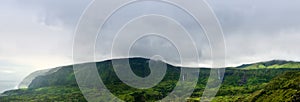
[1,0,300,92]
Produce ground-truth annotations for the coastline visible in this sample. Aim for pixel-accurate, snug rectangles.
[0,80,18,94]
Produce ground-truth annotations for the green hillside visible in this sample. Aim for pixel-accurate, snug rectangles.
[1,58,300,102]
[248,71,300,101]
[237,60,300,69]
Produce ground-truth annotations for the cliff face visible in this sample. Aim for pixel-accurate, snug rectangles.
[18,67,61,89]
[26,58,180,89]
[28,66,77,89]
[2,58,300,101]
[20,59,300,89]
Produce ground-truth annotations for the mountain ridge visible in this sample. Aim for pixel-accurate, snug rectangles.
[1,57,300,101]
[236,59,300,69]
[16,58,300,89]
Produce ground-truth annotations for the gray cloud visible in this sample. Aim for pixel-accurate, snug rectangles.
[1,0,300,66]
[15,0,91,28]
[1,0,300,92]
[208,0,300,34]
[207,0,300,66]
[0,0,88,92]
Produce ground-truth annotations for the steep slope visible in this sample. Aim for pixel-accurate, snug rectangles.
[19,59,300,89]
[1,58,300,102]
[1,58,183,101]
[28,58,181,89]
[249,71,300,101]
[18,67,60,89]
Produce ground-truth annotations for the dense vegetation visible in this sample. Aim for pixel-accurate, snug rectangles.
[248,71,300,101]
[1,58,300,102]
[1,86,85,102]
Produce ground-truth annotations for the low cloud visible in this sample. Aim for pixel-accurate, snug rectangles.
[0,0,300,82]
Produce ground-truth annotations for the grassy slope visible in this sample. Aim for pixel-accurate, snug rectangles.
[1,58,300,102]
[237,60,300,69]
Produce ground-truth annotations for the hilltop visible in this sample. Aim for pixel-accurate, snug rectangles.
[237,60,300,69]
[1,58,300,101]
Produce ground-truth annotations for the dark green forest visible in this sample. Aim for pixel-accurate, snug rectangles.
[1,58,300,102]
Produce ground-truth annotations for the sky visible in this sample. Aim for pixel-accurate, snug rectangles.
[1,0,300,92]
